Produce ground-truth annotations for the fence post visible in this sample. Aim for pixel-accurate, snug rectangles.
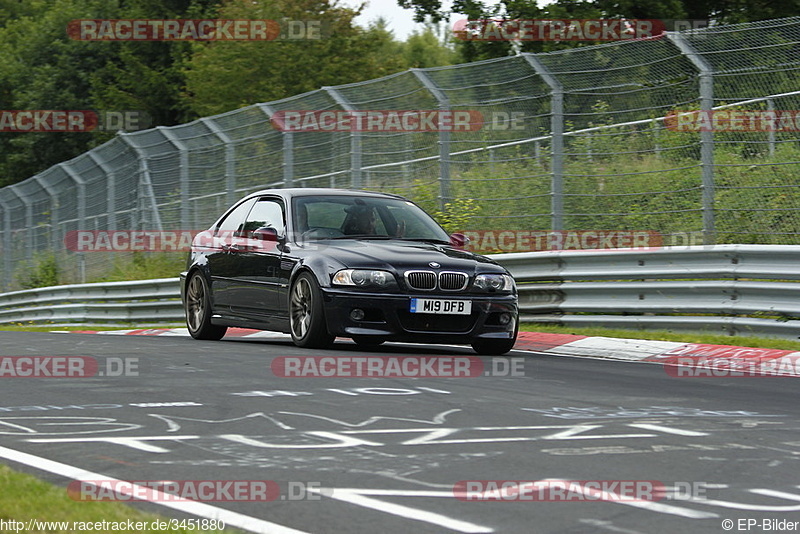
[411,68,451,209]
[158,127,190,229]
[257,103,294,188]
[10,185,33,264]
[87,152,116,231]
[767,98,776,157]
[668,32,715,245]
[0,193,12,291]
[119,133,163,232]
[324,86,362,189]
[524,54,564,231]
[200,117,236,206]
[652,118,661,156]
[33,175,60,251]
[59,163,87,283]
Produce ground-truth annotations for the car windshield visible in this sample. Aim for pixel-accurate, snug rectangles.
[292,195,450,243]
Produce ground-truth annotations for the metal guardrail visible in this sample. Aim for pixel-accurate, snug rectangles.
[0,245,799,339]
[0,278,183,325]
[494,244,800,340]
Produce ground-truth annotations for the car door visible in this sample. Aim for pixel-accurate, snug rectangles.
[207,197,257,311]
[229,196,286,318]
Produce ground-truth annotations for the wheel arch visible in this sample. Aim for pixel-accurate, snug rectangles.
[184,265,216,311]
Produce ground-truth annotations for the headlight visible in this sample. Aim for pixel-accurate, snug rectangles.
[332,269,395,288]
[473,273,515,292]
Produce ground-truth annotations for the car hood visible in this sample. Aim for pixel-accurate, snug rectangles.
[301,239,505,274]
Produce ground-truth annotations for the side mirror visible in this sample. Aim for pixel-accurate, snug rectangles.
[449,232,470,248]
[252,227,279,242]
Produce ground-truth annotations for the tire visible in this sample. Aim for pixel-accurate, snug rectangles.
[471,318,518,355]
[289,272,335,348]
[352,336,386,346]
[185,272,227,341]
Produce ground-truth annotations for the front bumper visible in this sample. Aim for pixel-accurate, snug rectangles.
[321,289,518,345]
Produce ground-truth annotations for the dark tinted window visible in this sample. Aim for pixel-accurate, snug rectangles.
[216,198,257,236]
[293,195,448,241]
[242,198,284,236]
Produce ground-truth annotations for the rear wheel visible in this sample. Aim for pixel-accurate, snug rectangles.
[185,272,227,340]
[290,272,335,348]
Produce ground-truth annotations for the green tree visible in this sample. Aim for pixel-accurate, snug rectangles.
[182,0,408,116]
[0,0,118,186]
[88,0,220,127]
[401,0,800,61]
[400,24,458,68]
[0,0,217,186]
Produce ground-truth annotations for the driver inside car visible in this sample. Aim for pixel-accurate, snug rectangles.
[342,204,378,235]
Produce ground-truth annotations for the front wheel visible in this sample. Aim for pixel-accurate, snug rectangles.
[471,319,518,355]
[185,272,227,340]
[289,272,335,348]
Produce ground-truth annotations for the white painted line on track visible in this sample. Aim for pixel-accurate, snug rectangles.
[0,444,310,534]
[627,423,709,437]
[309,487,493,533]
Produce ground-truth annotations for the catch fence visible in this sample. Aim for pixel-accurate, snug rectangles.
[1,17,799,290]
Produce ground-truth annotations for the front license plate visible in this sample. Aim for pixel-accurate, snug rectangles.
[410,298,472,315]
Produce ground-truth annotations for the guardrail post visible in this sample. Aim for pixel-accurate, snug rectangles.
[523,55,564,231]
[412,68,451,209]
[668,32,715,245]
[119,133,164,232]
[324,87,362,189]
[158,127,190,229]
[200,117,237,206]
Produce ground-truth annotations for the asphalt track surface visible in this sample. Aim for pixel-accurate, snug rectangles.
[1,330,799,534]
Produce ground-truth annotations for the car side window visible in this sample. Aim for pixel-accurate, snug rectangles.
[216,198,256,237]
[242,198,285,236]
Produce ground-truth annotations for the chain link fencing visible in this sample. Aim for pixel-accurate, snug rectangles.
[1,17,799,290]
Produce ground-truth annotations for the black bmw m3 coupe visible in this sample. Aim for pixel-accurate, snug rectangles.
[181,188,518,355]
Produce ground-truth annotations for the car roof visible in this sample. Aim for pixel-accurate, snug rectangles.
[245,188,408,202]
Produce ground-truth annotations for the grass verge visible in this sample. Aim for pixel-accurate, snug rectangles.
[0,464,230,533]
